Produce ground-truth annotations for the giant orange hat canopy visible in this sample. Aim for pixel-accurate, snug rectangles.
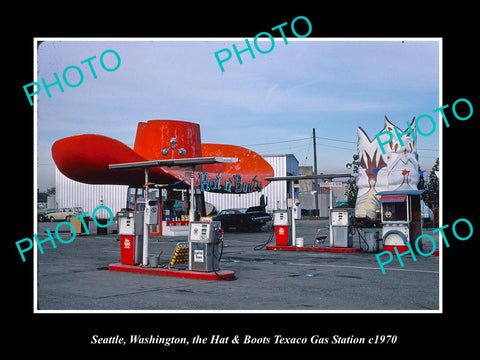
[52,119,274,193]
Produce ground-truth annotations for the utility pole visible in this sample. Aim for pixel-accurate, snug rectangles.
[313,128,319,217]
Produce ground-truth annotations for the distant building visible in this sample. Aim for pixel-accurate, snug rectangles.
[55,168,128,218]
[296,166,348,218]
[37,191,48,209]
[204,154,299,214]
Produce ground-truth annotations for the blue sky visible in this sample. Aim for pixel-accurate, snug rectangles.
[36,39,440,190]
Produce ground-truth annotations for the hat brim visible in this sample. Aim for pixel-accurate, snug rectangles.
[52,134,273,191]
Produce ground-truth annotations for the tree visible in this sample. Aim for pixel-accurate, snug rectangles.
[424,158,439,208]
[417,166,425,191]
[344,177,358,208]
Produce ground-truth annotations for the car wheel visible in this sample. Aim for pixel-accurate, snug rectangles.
[38,215,45,222]
[50,216,55,222]
[65,216,70,222]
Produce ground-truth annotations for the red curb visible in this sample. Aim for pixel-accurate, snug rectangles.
[265,245,361,253]
[108,263,235,280]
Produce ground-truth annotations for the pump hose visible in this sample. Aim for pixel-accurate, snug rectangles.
[253,229,275,251]
[213,233,236,281]
[351,217,369,252]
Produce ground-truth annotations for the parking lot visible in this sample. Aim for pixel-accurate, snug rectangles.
[36,219,440,311]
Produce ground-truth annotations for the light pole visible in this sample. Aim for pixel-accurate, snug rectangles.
[346,154,361,173]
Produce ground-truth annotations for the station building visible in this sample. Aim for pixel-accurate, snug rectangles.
[54,154,299,231]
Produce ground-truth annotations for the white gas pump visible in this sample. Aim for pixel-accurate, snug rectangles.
[144,187,159,225]
[117,211,144,265]
[273,209,292,246]
[188,221,223,272]
[329,208,354,247]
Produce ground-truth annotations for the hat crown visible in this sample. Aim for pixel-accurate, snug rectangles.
[134,120,202,159]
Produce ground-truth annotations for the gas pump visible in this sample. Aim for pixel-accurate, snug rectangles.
[117,211,144,265]
[188,221,223,272]
[376,190,424,253]
[329,208,354,247]
[144,186,159,225]
[273,209,292,246]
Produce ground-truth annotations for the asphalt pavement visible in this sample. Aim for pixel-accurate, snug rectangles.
[35,219,440,311]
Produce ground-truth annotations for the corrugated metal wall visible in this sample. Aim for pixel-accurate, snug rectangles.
[299,183,347,216]
[55,168,129,218]
[203,154,299,213]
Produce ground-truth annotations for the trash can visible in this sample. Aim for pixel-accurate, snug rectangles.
[96,218,108,235]
[149,255,159,267]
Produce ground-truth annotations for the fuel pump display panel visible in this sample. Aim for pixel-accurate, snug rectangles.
[331,210,349,226]
[273,210,290,226]
[189,222,213,242]
[118,211,144,235]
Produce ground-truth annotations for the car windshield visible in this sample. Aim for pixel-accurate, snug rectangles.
[219,209,247,216]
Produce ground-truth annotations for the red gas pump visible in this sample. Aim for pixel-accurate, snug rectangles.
[273,210,292,246]
[117,211,144,265]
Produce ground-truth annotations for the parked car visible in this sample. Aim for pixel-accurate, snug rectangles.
[212,206,271,232]
[47,207,84,222]
[37,208,56,222]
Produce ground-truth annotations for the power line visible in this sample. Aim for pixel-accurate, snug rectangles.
[241,135,438,152]
[316,143,355,151]
[315,136,356,144]
[240,137,311,147]
[240,131,438,157]
[301,136,313,166]
[241,136,355,147]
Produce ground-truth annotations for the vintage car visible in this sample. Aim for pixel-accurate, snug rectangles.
[46,207,84,222]
[37,208,56,222]
[212,206,271,232]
